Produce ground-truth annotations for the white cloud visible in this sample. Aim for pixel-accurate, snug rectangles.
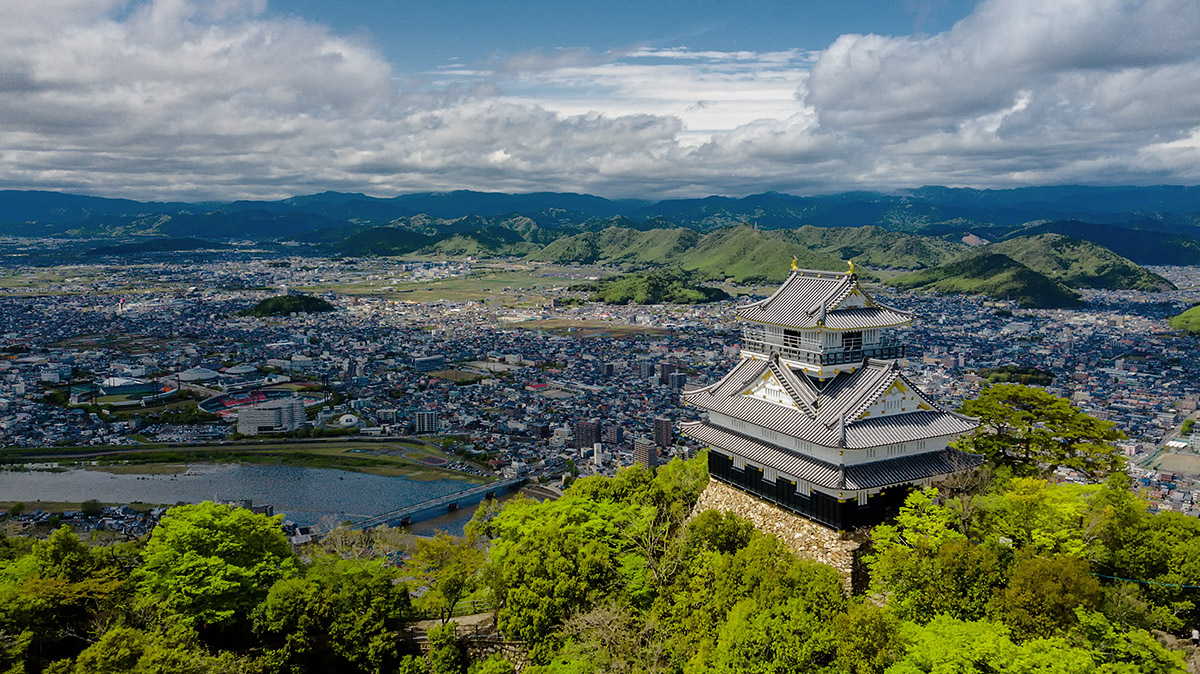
[0,0,1198,201]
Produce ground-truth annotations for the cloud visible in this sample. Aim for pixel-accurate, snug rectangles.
[0,0,1198,201]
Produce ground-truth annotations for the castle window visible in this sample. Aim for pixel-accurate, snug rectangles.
[843,331,863,351]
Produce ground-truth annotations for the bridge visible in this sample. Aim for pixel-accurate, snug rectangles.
[349,477,526,530]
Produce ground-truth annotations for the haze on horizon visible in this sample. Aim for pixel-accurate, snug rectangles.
[1,0,1199,202]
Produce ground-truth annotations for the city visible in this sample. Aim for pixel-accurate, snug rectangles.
[4,254,1200,523]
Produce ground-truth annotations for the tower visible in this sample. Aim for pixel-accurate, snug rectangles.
[681,262,981,531]
[653,416,673,448]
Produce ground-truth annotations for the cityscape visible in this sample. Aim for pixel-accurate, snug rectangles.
[4,255,1200,520]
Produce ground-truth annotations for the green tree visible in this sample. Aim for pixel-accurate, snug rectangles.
[706,597,837,673]
[135,502,296,635]
[428,621,466,674]
[684,510,754,555]
[959,384,1125,478]
[993,554,1103,641]
[486,495,639,662]
[410,531,483,624]
[80,499,103,518]
[253,556,415,674]
[833,602,906,674]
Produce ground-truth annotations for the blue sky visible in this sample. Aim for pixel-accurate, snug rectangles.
[0,0,1198,201]
[272,1,975,73]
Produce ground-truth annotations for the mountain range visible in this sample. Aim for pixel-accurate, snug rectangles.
[3,186,1197,307]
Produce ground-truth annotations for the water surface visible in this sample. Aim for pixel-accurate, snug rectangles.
[0,463,476,527]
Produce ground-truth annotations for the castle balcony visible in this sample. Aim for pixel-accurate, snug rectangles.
[742,340,906,367]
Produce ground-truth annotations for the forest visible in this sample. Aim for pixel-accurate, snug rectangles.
[0,385,1197,673]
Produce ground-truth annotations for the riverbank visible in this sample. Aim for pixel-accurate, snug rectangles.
[4,439,494,484]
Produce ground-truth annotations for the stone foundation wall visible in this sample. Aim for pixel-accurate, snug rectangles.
[691,478,861,593]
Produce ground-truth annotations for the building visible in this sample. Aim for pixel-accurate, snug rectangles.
[415,410,439,434]
[658,362,677,382]
[681,262,981,531]
[638,361,655,379]
[653,416,673,448]
[669,371,687,391]
[39,364,72,384]
[634,437,659,471]
[604,425,624,446]
[413,355,446,372]
[575,419,601,450]
[237,398,306,436]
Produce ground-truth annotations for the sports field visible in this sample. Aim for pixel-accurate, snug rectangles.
[1150,452,1200,475]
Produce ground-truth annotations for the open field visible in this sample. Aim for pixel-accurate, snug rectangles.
[0,266,183,296]
[1150,452,1200,475]
[298,264,608,307]
[428,369,487,384]
[85,463,190,475]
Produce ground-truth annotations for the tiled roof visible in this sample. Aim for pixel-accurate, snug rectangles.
[682,356,978,448]
[683,420,984,490]
[735,269,912,329]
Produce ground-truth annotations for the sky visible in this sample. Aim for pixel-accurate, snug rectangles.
[1,0,1199,201]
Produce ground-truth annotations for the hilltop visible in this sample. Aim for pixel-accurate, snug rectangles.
[574,269,730,305]
[985,233,1175,291]
[1012,220,1200,266]
[241,294,335,317]
[888,253,1082,308]
[332,228,434,256]
[1169,305,1200,334]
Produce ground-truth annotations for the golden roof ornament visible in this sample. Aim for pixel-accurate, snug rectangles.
[791,255,799,272]
[847,259,856,276]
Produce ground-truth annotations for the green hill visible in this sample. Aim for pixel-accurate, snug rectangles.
[241,294,335,316]
[575,269,729,305]
[416,226,540,257]
[888,253,1082,308]
[528,227,701,265]
[780,225,967,269]
[1169,305,1200,334]
[1016,220,1200,266]
[333,227,434,256]
[529,224,957,282]
[674,225,845,284]
[986,234,1175,291]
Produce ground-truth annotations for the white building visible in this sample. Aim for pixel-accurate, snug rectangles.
[237,398,306,436]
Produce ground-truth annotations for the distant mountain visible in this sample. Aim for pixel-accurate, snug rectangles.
[574,269,729,305]
[86,238,234,256]
[984,234,1175,291]
[332,228,435,256]
[0,190,196,225]
[5,185,1200,248]
[1012,221,1200,266]
[1169,305,1200,334]
[888,253,1082,308]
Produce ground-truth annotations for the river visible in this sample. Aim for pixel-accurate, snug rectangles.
[0,463,479,528]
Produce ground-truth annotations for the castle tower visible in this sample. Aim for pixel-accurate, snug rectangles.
[682,261,981,531]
